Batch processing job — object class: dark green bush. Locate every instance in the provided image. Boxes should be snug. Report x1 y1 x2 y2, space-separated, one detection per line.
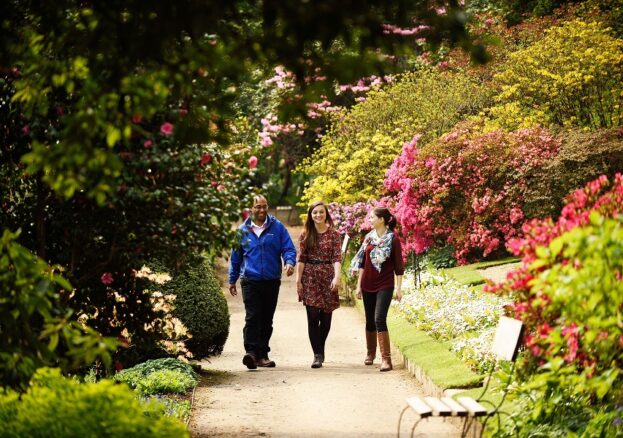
422 246 457 269
523 128 623 219
164 255 229 358
0 368 188 438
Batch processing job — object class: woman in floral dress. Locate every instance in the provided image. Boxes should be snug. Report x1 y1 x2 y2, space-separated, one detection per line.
296 201 342 369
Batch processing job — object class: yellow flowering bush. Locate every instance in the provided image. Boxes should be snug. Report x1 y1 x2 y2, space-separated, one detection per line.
493 20 623 130
298 69 490 204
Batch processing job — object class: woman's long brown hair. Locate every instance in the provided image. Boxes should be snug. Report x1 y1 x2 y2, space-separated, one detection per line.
302 201 334 251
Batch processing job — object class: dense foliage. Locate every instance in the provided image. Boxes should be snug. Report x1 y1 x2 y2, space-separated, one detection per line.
0 368 189 437
384 125 560 263
492 20 623 130
298 70 490 204
485 175 623 436
0 230 117 391
164 256 230 358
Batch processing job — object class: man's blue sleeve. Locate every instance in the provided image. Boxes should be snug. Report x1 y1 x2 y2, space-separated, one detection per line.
280 224 297 266
229 245 243 284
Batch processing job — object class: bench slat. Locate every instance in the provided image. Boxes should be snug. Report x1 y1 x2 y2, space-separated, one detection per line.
456 397 488 417
406 396 433 418
440 397 468 417
423 397 452 417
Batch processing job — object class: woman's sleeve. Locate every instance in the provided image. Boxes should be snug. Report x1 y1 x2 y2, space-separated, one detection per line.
392 238 405 275
298 233 308 262
332 230 343 263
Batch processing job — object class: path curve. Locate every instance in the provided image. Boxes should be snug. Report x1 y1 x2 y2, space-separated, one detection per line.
189 226 460 437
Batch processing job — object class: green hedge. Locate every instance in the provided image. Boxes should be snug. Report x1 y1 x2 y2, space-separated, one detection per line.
0 368 188 438
164 255 230 358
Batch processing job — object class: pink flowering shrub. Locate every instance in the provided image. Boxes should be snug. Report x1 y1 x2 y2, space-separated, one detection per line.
486 175 623 436
486 174 623 368
384 125 560 263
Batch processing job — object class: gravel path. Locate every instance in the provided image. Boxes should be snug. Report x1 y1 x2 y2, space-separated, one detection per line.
188 226 461 437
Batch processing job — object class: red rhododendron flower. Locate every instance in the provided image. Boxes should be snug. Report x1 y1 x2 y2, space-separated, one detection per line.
200 153 213 166
131 114 142 124
100 272 114 285
160 122 174 136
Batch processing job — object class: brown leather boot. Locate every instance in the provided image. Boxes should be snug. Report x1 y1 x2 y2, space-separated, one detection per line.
364 331 376 365
377 331 393 372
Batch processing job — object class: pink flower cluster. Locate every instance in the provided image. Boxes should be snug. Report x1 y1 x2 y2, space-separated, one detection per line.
306 98 342 120
384 127 560 263
487 173 623 367
259 114 303 147
265 66 295 90
327 202 374 236
382 23 430 36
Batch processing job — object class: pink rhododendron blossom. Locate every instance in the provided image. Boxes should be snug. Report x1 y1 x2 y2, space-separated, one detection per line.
160 122 174 136
143 140 153 148
383 126 561 263
101 272 114 285
248 156 258 169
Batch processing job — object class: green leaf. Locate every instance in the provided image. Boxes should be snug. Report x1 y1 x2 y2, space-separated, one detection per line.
549 237 563 257
106 126 121 147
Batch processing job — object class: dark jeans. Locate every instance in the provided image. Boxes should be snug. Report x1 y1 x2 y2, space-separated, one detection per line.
362 288 394 332
241 278 280 359
305 306 333 355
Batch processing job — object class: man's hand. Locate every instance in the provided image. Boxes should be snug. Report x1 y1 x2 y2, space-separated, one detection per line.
284 264 294 276
229 283 238 296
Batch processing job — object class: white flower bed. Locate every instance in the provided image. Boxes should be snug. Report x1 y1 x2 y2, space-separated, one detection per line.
395 270 509 372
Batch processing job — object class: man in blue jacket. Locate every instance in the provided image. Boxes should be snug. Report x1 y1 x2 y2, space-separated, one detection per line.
229 195 297 369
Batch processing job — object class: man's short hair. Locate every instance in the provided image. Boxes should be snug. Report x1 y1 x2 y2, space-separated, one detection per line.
252 195 268 206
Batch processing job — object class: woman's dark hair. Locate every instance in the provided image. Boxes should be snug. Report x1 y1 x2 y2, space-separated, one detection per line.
373 207 397 231
302 201 334 250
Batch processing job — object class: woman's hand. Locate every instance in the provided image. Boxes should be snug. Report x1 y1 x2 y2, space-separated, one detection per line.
394 289 402 302
355 285 362 300
330 276 339 293
296 279 303 300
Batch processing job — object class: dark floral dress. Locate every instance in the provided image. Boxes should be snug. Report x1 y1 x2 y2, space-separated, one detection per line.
298 228 342 312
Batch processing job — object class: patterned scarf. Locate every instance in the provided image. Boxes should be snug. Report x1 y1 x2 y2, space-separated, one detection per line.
349 230 394 274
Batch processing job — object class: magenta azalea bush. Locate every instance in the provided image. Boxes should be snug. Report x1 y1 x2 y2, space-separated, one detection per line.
384 125 560 263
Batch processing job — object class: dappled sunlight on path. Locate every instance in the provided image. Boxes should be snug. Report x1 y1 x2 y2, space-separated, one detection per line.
189 226 460 437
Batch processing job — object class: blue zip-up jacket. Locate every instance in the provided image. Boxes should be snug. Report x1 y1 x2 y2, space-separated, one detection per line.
228 215 297 284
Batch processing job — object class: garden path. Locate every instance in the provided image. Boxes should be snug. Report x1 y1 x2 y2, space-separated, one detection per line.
189 225 461 437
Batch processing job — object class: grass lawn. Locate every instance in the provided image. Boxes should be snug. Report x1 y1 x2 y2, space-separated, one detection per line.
440 257 520 286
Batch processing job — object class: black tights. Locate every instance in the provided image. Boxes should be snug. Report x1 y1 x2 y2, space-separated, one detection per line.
305 306 333 355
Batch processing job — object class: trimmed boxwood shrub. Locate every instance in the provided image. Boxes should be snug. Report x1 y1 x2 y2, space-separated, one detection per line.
0 368 188 438
164 255 229 358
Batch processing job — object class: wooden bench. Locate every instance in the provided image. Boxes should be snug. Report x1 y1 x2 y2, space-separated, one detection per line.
397 316 524 438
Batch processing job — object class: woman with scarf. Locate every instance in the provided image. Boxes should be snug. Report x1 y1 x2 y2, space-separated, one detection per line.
350 207 403 371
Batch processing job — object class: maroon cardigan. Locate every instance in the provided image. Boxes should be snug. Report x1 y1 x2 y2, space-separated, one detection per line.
360 237 404 292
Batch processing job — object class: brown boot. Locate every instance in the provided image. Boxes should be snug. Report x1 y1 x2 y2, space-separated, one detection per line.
377 331 393 372
364 331 376 365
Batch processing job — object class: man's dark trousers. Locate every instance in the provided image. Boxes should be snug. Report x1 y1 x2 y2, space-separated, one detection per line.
241 278 280 359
